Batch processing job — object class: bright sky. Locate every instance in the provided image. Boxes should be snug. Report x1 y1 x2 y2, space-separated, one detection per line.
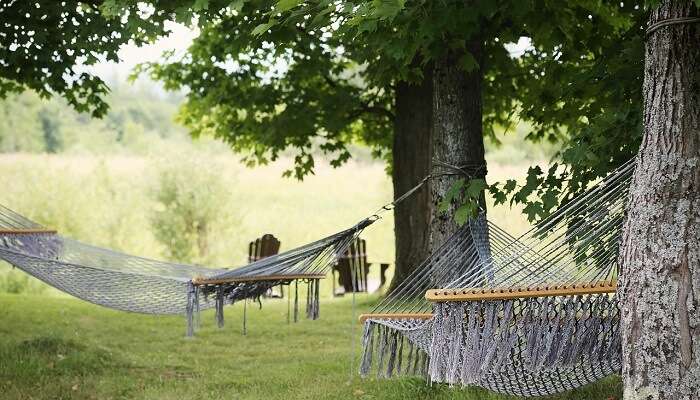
89 22 197 84
90 22 532 85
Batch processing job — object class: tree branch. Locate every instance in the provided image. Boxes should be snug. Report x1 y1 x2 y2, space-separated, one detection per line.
349 104 395 121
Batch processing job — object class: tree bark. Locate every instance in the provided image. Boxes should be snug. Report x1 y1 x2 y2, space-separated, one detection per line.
390 68 433 290
620 1 699 399
429 42 486 284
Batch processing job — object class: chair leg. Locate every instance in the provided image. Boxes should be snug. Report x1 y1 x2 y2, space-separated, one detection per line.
380 263 389 288
332 269 342 297
363 264 371 292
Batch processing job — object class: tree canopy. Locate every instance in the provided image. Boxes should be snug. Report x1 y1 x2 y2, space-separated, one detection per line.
0 0 176 117
260 0 647 220
1 0 648 220
138 1 394 178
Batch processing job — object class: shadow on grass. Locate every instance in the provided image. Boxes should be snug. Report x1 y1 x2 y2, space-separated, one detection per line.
0 335 200 399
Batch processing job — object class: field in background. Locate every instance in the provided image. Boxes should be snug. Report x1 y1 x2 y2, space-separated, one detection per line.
0 151 533 295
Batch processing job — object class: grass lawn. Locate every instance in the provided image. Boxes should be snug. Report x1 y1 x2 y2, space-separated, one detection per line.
0 293 622 400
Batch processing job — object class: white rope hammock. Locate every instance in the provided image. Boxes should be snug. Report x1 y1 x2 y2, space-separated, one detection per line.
359 159 634 397
0 204 373 335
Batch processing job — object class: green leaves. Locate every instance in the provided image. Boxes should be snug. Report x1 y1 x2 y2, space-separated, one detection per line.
137 0 396 180
439 178 487 226
0 1 173 118
438 179 465 212
503 179 517 193
466 178 487 199
458 52 479 72
276 0 303 12
371 0 407 20
229 0 247 12
251 19 278 36
522 201 544 221
455 204 476 226
193 0 210 11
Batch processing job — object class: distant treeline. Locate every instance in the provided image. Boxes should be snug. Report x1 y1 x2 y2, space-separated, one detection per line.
0 83 558 164
0 84 187 154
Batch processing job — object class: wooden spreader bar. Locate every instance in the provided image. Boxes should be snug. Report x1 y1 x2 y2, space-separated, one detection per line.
0 229 57 235
425 280 617 302
192 273 326 286
358 313 433 323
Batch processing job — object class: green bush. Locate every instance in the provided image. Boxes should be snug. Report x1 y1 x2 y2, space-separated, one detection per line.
0 263 47 294
150 155 238 265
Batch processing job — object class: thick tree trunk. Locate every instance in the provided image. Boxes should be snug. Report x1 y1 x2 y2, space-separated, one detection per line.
429 43 486 284
390 69 433 290
620 1 699 399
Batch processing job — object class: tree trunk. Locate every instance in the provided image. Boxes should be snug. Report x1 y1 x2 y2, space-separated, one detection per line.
429 42 486 285
620 1 699 399
390 69 433 290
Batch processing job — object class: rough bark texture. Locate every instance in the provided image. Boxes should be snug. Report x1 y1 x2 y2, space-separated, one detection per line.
620 1 700 399
429 44 486 252
389 70 433 290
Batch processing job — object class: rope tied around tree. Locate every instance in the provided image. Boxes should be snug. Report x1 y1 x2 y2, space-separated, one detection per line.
431 159 488 180
646 16 700 37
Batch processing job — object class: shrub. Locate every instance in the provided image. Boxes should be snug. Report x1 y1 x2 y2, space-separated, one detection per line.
0 263 47 294
149 155 237 266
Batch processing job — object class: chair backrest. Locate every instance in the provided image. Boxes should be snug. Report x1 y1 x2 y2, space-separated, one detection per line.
342 238 367 266
336 237 368 292
248 234 281 263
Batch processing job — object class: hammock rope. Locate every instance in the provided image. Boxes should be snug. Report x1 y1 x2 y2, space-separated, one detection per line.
0 174 434 336
0 206 371 336
1 158 635 396
359 160 634 397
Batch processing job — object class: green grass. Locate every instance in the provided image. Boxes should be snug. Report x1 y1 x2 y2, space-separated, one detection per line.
0 294 622 400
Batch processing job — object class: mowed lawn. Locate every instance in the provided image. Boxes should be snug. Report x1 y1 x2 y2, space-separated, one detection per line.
0 294 622 400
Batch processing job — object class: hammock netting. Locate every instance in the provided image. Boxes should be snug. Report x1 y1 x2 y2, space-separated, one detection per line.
0 204 371 335
359 160 633 397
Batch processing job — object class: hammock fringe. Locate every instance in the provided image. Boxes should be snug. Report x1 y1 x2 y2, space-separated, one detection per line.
359 320 430 379
427 294 623 387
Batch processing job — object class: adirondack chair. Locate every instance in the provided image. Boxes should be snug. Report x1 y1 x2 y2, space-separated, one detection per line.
248 234 282 297
332 237 390 296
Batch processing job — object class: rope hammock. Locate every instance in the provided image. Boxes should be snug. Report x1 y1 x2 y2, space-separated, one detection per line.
359 159 633 397
0 204 374 336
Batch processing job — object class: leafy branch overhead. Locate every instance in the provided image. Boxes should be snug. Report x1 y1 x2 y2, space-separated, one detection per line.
313 0 645 223
267 0 645 223
2 0 648 223
0 1 176 117
138 1 395 179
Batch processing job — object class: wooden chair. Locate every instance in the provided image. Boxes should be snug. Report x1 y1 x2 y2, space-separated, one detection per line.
332 237 390 296
248 234 282 297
